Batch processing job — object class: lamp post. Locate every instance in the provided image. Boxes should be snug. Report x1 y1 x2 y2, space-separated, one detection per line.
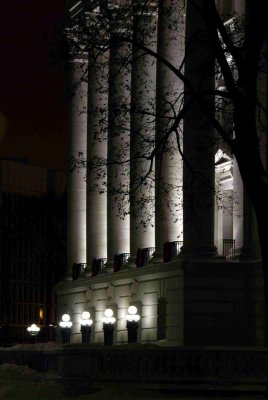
27 323 40 344
59 314 72 343
80 311 93 343
102 308 116 345
48 324 55 341
126 306 140 344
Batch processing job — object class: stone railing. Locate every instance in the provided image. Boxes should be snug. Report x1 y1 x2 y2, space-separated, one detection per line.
92 258 107 277
114 253 130 272
223 239 235 260
56 346 268 384
1 345 268 393
163 241 183 262
135 247 155 267
72 263 87 280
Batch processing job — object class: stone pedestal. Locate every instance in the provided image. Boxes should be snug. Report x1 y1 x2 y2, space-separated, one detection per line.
183 259 256 346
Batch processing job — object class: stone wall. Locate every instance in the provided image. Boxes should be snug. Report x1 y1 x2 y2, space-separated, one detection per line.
183 260 264 346
56 260 184 346
56 259 265 346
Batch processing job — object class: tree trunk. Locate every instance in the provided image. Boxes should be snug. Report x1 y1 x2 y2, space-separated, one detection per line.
250 187 268 344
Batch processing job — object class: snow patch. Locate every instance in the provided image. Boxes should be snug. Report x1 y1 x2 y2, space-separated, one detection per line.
0 341 62 351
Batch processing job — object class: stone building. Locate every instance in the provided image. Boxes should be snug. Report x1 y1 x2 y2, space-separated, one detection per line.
56 0 266 346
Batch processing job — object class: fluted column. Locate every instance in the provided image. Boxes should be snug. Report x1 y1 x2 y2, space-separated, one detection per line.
183 0 217 256
130 5 157 258
155 0 184 259
86 51 109 267
66 59 88 278
107 40 131 264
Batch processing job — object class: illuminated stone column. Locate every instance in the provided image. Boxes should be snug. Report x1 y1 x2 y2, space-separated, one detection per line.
214 152 233 255
66 59 88 278
232 0 254 258
154 0 184 259
232 159 252 258
232 159 243 255
86 51 109 267
235 0 245 16
130 5 157 258
107 40 131 264
183 0 217 256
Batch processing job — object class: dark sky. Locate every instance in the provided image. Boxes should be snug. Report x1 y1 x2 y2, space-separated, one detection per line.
0 0 67 171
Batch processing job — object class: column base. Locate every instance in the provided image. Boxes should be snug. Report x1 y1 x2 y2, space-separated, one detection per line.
126 256 138 269
64 271 73 281
104 261 115 272
83 267 110 278
83 267 92 278
151 252 163 263
232 246 253 260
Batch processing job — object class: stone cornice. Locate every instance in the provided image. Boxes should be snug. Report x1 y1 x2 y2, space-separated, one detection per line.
55 259 183 294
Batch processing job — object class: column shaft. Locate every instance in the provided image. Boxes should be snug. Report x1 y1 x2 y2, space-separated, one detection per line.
235 0 245 16
232 159 252 258
232 159 243 253
155 0 184 258
67 59 87 277
183 0 216 256
130 8 157 257
87 51 109 265
107 41 131 263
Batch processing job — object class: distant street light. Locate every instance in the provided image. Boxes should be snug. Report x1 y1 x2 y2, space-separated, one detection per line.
80 311 93 343
27 323 40 343
102 308 116 345
59 314 73 343
126 306 140 343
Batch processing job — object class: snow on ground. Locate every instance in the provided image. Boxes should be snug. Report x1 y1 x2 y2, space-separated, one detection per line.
0 341 63 351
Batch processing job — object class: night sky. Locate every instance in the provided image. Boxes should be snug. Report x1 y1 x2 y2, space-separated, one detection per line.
0 0 67 171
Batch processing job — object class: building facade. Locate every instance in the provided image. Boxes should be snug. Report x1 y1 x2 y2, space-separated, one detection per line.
0 159 66 345
56 0 266 346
